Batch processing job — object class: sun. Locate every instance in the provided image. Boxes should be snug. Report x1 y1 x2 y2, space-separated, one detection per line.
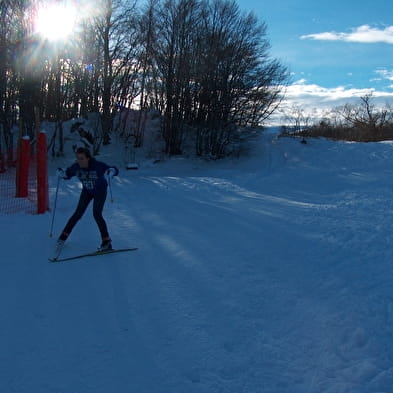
35 3 77 41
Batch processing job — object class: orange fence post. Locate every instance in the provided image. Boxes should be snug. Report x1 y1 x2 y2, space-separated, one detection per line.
37 131 49 214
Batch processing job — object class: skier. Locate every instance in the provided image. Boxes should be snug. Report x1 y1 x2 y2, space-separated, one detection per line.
53 147 119 260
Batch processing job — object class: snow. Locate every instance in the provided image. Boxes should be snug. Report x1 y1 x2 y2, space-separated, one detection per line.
2 131 393 393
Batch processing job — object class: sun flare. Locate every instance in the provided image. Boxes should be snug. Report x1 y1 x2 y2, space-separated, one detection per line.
35 3 77 41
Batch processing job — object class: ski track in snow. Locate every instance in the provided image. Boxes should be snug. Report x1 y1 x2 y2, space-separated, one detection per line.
1 132 393 393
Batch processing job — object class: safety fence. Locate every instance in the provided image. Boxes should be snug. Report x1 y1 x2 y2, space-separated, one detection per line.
0 132 49 215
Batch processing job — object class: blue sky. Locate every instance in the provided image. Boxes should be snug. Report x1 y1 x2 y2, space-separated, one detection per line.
237 0 393 122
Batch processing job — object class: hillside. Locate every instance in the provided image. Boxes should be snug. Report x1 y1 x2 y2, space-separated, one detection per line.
1 131 393 393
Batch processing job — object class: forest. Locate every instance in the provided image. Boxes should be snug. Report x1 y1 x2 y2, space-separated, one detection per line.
0 0 288 159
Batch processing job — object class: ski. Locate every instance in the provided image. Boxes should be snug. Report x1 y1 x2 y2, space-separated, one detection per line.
49 247 138 263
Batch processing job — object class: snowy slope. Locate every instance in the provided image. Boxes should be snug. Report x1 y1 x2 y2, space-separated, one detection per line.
1 131 393 393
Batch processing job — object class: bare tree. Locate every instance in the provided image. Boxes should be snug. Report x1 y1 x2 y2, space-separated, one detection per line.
0 0 15 153
153 0 200 154
192 0 288 156
82 0 139 146
149 0 288 156
283 104 311 134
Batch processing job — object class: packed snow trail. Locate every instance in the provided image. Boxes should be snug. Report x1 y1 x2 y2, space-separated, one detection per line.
1 132 393 393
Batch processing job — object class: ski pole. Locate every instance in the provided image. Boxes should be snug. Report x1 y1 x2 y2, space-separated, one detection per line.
49 175 61 237
108 174 114 203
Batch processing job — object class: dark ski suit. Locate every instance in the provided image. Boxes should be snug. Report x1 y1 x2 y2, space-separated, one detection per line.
60 158 119 241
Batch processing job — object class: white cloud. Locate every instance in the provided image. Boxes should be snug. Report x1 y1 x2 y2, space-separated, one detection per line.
285 79 375 100
282 79 393 110
374 69 393 81
267 79 393 126
301 25 393 44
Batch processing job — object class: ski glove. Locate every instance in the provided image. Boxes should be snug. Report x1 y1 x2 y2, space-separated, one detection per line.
56 168 66 178
106 168 116 178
